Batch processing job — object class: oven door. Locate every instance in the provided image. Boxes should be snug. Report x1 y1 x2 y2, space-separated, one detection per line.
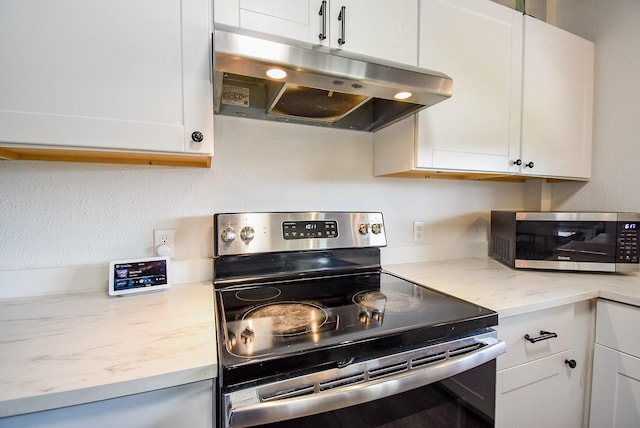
256 361 496 428
221 333 504 428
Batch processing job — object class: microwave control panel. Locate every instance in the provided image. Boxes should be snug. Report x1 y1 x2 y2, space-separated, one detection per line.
617 222 638 263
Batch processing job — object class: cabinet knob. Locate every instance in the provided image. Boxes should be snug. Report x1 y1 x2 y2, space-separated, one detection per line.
513 159 522 166
565 359 577 369
524 161 535 168
191 131 204 143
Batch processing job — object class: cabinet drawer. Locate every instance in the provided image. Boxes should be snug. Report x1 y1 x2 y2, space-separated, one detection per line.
496 304 574 370
596 299 640 356
498 350 572 394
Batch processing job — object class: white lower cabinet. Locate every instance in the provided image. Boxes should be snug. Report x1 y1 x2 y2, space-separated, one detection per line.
590 299 640 428
0 380 214 428
494 301 593 428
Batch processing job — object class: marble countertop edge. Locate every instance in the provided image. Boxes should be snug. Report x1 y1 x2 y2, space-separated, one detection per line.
494 289 601 318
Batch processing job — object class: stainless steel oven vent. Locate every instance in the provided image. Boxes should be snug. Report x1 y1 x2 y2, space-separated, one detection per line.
318 372 366 392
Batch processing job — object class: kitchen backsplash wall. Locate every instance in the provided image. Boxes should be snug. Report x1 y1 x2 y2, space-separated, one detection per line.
0 115 524 293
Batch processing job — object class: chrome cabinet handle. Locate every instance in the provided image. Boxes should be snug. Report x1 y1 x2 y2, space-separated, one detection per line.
524 330 557 343
318 1 327 41
338 6 346 45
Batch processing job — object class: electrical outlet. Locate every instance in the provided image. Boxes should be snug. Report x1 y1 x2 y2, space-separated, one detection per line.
154 229 175 258
413 221 424 243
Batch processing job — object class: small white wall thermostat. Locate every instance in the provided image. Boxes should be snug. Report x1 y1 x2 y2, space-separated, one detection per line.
108 256 170 296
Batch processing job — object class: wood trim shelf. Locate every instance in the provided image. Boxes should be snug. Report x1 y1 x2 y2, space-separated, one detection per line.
376 170 583 182
0 146 212 168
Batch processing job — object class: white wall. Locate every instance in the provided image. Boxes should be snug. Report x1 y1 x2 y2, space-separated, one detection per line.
10 0 637 296
550 0 640 212
0 115 525 294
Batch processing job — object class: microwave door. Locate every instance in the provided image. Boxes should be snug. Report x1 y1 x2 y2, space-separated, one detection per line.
516 221 617 263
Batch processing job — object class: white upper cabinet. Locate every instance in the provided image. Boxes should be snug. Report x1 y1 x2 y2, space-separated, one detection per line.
214 0 418 65
416 0 523 174
519 16 594 179
0 0 213 160
374 0 594 181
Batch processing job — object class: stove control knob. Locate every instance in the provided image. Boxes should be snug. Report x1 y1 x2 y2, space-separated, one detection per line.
221 227 236 244
358 223 370 235
358 311 371 325
240 226 255 243
241 327 255 345
371 223 383 234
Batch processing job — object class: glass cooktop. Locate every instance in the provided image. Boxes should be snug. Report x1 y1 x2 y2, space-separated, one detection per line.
216 272 496 361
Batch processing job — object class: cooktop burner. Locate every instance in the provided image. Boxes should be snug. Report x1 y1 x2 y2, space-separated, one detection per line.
235 287 282 302
353 289 425 313
242 301 329 337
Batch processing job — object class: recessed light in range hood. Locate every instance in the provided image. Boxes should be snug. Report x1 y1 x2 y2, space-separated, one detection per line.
213 29 453 132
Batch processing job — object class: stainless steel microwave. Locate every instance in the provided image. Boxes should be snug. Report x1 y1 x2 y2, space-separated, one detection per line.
490 211 640 272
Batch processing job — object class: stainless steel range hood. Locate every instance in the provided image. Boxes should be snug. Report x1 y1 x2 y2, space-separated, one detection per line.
213 29 453 132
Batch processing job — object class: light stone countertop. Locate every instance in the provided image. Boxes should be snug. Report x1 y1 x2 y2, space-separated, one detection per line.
3 258 640 419
384 257 640 318
0 282 216 418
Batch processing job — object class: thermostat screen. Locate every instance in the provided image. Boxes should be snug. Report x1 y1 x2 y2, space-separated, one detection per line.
113 260 168 291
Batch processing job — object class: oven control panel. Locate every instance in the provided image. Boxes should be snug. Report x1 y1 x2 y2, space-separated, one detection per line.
282 220 338 240
214 212 387 256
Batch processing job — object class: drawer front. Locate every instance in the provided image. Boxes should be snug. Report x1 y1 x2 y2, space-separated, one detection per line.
496 304 574 370
596 299 640 357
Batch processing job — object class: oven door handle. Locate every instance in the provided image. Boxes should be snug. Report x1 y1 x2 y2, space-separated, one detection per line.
226 338 506 428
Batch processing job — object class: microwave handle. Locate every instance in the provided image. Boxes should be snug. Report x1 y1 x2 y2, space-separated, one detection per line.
227 338 505 428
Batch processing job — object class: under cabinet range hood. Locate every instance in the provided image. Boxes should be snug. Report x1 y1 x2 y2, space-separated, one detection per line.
213 29 453 132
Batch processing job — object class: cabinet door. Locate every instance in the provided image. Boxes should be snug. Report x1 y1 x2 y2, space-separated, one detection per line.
590 344 640 428
496 351 574 428
416 0 522 172
520 16 593 179
215 0 326 47
215 0 418 65
0 380 214 428
329 0 418 65
0 0 213 155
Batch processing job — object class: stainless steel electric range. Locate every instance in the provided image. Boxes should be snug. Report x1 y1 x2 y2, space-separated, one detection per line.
213 212 505 428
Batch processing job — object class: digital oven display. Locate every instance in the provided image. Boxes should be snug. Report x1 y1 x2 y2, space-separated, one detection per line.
282 220 338 240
